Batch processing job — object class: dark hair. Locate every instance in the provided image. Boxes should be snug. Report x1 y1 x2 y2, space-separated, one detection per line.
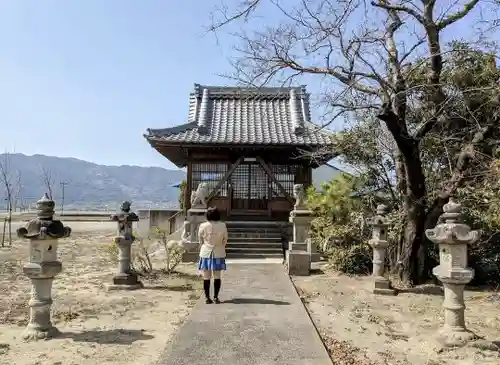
205 206 221 221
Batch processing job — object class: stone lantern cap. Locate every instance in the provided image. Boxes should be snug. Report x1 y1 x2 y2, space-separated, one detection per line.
17 193 71 239
110 201 139 223
369 204 389 227
368 204 390 249
425 199 479 246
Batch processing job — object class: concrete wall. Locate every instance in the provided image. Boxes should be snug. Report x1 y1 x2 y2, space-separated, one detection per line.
137 208 185 238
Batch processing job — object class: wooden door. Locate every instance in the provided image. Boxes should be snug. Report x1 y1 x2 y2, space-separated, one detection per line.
230 163 269 213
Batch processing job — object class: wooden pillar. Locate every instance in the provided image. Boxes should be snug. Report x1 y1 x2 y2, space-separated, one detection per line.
226 161 231 217
268 163 273 218
185 160 193 211
305 165 312 188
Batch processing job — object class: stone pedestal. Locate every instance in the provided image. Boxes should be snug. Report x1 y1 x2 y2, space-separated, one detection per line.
286 250 311 276
181 208 206 263
286 184 313 275
425 199 478 347
368 204 395 295
175 220 198 262
107 201 143 291
16 193 71 341
307 238 320 262
290 212 312 246
289 242 307 251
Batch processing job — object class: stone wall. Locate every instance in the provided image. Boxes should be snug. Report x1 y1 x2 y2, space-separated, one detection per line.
137 209 185 238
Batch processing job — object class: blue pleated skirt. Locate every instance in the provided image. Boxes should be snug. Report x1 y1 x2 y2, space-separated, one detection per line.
198 252 227 271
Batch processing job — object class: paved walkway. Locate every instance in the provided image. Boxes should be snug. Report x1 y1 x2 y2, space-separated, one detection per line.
156 264 332 365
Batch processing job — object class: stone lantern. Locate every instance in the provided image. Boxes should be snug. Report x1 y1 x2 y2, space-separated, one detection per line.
368 204 395 295
182 183 209 262
287 184 313 276
16 193 71 341
425 199 478 347
108 201 143 290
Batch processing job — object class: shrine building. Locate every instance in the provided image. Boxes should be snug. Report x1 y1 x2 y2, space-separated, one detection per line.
144 84 336 223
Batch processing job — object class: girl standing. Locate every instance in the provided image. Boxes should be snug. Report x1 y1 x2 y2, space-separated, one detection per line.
198 207 228 304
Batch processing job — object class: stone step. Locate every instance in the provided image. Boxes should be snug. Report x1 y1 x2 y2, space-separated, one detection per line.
227 229 284 235
228 235 283 241
226 221 291 229
227 229 283 236
224 220 290 259
227 242 283 249
226 247 283 254
228 226 283 232
225 252 284 259
226 220 288 226
228 233 281 243
227 225 284 230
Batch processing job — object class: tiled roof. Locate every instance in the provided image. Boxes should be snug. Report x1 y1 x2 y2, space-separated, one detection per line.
145 84 334 146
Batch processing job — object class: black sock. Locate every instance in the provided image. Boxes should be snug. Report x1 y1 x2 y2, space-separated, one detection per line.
214 279 221 298
203 280 211 299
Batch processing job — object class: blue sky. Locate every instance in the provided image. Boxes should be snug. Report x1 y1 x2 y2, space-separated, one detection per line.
0 1 494 170
0 1 236 169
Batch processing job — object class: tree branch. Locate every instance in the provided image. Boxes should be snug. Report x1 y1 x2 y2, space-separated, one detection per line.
208 0 261 31
370 1 424 24
437 0 481 30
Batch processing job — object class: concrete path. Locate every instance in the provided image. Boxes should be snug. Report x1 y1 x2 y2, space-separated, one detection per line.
156 264 332 365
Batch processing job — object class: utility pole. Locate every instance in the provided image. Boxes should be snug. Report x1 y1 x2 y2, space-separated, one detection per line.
14 170 23 212
60 181 68 215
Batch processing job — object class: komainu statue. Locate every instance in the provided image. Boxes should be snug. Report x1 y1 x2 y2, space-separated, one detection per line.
190 182 209 208
293 184 306 209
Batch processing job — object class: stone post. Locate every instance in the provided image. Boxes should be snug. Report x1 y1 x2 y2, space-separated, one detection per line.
368 204 395 295
425 199 478 347
181 183 209 262
287 184 313 276
16 193 71 341
107 201 143 290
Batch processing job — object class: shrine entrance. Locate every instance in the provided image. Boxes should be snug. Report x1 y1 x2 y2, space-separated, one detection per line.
230 162 269 214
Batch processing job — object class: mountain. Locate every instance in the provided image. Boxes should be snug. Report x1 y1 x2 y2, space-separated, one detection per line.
0 153 343 211
0 153 186 210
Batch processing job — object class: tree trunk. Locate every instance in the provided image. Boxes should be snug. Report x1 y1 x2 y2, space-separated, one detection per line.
377 107 429 285
398 143 428 285
1 218 6 247
399 191 427 284
7 206 12 246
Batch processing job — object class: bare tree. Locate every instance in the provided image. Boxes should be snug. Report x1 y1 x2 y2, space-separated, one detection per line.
0 153 13 246
40 166 55 200
209 0 500 284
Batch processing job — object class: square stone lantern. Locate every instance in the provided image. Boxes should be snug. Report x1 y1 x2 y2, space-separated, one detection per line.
287 184 313 276
16 193 71 341
425 199 478 347
368 204 395 295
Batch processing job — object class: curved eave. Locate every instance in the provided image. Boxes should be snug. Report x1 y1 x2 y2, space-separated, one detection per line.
144 134 338 168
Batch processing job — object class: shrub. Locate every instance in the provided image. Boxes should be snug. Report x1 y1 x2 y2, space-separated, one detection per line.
327 243 372 275
100 230 183 275
456 159 500 287
307 173 373 275
151 227 184 274
132 237 153 273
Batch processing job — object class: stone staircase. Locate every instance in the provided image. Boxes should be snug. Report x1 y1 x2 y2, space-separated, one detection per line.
225 221 290 259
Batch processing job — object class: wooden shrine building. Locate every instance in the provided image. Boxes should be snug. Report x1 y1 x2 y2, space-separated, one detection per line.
144 84 336 221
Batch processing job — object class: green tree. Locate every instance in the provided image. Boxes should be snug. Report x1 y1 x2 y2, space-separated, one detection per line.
210 0 500 284
179 180 187 211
